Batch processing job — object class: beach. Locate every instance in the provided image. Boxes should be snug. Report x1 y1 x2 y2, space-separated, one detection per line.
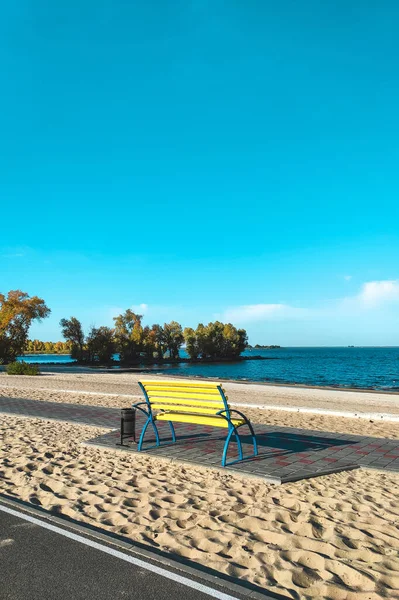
1 369 399 438
1 370 399 599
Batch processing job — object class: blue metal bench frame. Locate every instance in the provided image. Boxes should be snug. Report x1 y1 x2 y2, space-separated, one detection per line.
133 382 258 467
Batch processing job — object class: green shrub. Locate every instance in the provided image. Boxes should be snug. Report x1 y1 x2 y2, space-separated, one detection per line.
6 361 40 375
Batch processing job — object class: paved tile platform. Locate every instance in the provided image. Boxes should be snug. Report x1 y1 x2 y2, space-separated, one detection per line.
1 396 399 484
0 396 120 428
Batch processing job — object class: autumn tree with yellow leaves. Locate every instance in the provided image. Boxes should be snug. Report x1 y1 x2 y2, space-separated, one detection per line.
0 290 50 364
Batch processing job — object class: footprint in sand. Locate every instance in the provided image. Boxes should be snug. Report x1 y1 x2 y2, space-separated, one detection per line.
39 479 66 495
81 505 101 519
291 567 323 588
325 560 376 591
162 509 192 521
161 494 186 505
153 532 179 550
41 466 54 475
100 512 128 527
283 550 325 571
197 517 222 531
190 536 226 553
122 498 141 509
29 494 42 506
217 511 239 524
149 508 168 520
131 515 152 526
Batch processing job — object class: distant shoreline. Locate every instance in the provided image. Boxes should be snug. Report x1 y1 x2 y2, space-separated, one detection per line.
22 352 70 355
18 355 279 366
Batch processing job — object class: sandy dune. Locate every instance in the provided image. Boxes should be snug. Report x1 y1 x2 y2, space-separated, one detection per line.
1 415 399 599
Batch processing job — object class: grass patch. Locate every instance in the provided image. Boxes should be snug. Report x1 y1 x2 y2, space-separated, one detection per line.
6 361 40 376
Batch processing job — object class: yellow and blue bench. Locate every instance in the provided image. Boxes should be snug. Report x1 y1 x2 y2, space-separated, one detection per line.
133 380 258 467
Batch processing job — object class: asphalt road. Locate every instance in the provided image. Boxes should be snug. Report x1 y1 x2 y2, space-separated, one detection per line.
0 506 278 600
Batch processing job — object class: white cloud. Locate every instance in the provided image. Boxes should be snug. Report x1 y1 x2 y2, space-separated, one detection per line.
223 303 309 323
222 280 399 324
109 303 149 319
356 280 399 308
344 275 352 281
131 303 149 314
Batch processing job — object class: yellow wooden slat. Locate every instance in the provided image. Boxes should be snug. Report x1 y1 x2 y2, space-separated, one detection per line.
155 413 244 428
144 386 220 395
147 391 223 401
140 380 219 388
152 404 222 415
147 397 224 408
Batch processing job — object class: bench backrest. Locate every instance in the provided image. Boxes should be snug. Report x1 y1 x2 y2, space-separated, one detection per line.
138 380 230 419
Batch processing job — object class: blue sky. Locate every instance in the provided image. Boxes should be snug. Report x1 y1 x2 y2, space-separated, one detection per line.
1 1 399 345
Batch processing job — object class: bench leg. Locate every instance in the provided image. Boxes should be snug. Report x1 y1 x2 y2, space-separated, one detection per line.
233 429 243 461
222 425 243 467
138 417 160 451
246 420 258 458
222 421 259 466
168 421 176 442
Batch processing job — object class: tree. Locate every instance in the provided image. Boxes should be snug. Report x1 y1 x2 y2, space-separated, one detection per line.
33 339 44 352
86 326 115 363
60 317 85 361
44 341 54 353
201 321 225 359
183 322 247 360
163 321 184 359
0 290 50 364
151 324 167 358
183 327 199 359
113 310 144 362
25 339 34 353
55 341 66 353
222 323 248 358
25 339 69 354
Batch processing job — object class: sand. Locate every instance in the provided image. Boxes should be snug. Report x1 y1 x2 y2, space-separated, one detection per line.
1 371 399 439
1 415 399 600
1 371 399 597
1 369 399 412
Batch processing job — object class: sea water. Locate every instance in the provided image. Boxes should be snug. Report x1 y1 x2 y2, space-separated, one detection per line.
18 347 399 390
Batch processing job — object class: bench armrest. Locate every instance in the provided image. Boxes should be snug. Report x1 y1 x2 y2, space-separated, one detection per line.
217 408 252 426
132 402 151 417
227 408 251 421
215 409 234 426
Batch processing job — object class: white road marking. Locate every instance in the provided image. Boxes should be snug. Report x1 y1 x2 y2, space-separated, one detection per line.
0 504 241 600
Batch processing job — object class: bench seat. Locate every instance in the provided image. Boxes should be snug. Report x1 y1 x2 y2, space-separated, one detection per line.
155 412 245 428
133 380 258 467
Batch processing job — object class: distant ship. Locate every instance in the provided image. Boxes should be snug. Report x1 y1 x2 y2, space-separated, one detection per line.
348 345 355 348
